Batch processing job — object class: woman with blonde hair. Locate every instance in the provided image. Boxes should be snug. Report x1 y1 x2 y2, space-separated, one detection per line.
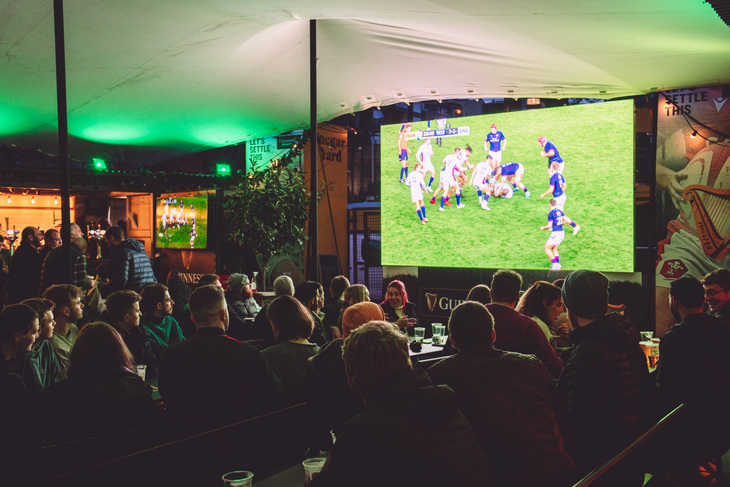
334 284 370 338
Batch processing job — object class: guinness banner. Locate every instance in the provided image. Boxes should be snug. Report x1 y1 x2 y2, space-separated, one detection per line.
420 287 470 321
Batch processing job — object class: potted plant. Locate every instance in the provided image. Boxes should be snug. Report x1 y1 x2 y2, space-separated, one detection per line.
223 161 311 289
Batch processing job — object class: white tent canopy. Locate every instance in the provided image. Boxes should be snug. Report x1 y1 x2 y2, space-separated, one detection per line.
1 0 729 164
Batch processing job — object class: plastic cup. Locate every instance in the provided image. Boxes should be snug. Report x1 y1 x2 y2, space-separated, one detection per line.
414 327 425 343
640 331 654 342
303 457 326 483
649 338 660 367
222 470 254 487
134 364 147 381
431 322 442 337
433 324 445 345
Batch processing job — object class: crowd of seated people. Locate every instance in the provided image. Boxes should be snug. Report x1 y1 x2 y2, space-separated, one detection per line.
3 232 730 486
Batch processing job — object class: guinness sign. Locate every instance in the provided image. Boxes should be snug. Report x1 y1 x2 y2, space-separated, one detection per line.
420 287 470 318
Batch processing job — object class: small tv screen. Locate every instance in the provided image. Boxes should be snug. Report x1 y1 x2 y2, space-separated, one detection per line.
380 99 635 272
155 193 209 249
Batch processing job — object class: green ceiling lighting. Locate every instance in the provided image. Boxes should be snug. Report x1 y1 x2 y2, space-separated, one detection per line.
92 157 108 171
216 163 231 176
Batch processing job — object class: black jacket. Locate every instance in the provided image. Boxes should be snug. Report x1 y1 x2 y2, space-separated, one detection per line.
429 348 574 487
38 242 85 295
303 338 363 451
7 241 42 303
311 368 493 487
379 301 419 332
557 313 649 482
158 327 282 419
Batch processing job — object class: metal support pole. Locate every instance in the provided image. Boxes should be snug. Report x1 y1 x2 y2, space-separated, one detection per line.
308 19 320 283
54 0 72 283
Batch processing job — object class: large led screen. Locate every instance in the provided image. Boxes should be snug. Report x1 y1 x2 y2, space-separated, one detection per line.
380 100 635 272
156 193 209 249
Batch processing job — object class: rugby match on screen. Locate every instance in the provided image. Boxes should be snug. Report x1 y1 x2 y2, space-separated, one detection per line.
380 100 635 272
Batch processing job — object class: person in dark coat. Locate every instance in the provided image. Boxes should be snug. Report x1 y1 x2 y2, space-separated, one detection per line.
263 295 319 400
102 225 156 298
7 226 43 304
652 276 730 482
38 223 91 295
322 275 349 339
158 285 282 419
166 269 192 329
557 270 650 486
294 280 327 345
38 228 61 263
311 321 493 487
379 280 418 334
429 301 575 487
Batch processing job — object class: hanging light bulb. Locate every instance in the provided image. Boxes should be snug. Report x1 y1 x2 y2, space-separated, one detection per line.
54 196 58 205
7 195 11 204
31 195 35 205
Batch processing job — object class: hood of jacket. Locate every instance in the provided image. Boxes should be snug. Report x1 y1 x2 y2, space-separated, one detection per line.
118 238 145 252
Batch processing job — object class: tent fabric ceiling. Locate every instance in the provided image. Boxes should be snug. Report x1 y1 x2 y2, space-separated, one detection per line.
1 0 729 165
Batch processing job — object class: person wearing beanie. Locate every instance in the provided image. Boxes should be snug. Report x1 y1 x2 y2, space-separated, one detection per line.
224 273 260 319
303 301 385 453
557 270 649 486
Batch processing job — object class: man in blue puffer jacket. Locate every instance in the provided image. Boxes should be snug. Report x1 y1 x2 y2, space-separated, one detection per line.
102 225 156 298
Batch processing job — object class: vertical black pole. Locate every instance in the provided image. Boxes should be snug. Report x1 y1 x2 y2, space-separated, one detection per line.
215 188 224 275
54 0 72 282
308 19 320 283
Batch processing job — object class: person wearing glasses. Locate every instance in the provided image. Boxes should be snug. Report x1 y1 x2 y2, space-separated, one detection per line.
702 269 730 324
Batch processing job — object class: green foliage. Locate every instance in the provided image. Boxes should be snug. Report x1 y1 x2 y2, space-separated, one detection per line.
224 163 310 271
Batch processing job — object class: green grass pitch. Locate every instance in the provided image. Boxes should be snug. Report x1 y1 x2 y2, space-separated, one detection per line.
380 100 634 272
156 196 208 249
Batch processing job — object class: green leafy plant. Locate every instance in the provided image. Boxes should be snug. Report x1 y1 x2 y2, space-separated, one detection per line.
224 162 311 288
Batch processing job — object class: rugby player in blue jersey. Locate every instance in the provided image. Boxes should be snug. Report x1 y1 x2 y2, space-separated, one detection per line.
484 123 506 164
540 162 567 210
538 136 564 173
494 162 530 198
540 198 581 271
